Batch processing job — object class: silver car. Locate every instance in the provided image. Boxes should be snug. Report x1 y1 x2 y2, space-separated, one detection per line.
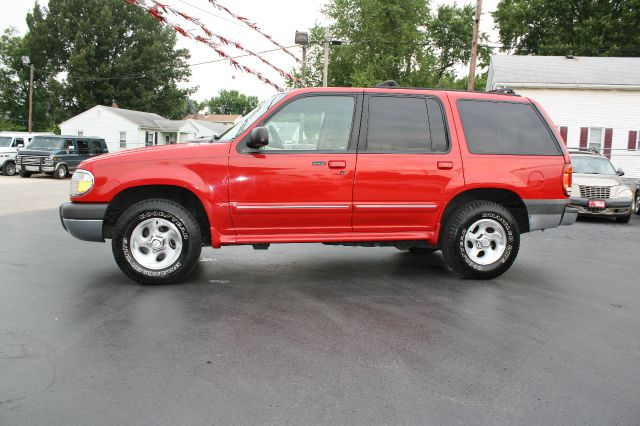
569 149 634 223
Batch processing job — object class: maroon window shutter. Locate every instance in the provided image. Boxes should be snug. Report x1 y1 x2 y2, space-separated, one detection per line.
559 126 568 144
628 131 638 151
604 128 613 158
579 127 588 148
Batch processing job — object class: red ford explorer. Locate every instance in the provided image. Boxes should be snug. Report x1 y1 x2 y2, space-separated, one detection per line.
60 83 577 284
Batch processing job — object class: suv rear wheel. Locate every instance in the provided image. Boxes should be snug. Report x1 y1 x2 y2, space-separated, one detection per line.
112 199 202 285
441 200 520 279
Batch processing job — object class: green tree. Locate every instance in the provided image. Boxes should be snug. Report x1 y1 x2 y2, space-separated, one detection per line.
493 0 640 56
0 0 194 131
296 0 490 89
203 90 259 115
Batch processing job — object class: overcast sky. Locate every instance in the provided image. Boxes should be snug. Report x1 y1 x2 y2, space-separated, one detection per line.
1 0 500 103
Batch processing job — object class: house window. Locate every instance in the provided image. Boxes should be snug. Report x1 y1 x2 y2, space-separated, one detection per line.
588 128 604 152
146 132 154 147
119 132 126 149
77 131 84 136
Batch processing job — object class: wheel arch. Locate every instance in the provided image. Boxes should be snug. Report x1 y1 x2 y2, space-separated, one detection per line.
103 184 212 245
438 187 530 242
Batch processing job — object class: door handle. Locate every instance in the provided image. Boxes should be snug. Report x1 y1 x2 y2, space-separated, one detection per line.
328 161 347 169
437 161 454 170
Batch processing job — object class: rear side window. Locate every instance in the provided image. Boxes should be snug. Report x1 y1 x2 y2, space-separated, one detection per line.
457 100 561 155
90 139 107 154
366 96 449 152
76 140 90 155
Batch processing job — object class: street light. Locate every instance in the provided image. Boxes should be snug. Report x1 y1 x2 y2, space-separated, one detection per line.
22 56 34 133
295 31 308 87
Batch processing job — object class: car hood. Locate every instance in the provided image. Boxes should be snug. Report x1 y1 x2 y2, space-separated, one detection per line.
16 149 61 156
572 173 622 187
0 147 17 154
80 142 231 169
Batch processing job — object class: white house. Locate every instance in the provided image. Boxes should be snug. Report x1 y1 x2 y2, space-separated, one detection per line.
60 105 230 153
486 55 640 178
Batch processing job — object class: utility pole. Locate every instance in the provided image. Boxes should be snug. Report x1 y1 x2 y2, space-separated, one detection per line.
28 64 34 133
467 0 483 91
322 26 330 87
22 56 34 132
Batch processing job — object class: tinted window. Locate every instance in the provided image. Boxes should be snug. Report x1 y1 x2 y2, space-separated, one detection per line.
14 138 24 147
261 96 355 151
76 140 90 155
457 100 562 155
366 96 448 152
90 139 107 154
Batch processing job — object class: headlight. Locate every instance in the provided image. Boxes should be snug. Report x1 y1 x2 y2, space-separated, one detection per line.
44 156 54 165
71 169 94 197
16 156 22 164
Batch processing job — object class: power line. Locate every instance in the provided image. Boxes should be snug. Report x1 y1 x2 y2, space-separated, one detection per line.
64 45 299 82
174 0 243 27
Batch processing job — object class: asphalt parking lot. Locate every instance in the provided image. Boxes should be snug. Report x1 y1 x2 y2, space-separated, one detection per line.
1 176 640 425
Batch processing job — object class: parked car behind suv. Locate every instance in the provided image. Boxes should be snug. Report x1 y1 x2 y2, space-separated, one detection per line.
16 135 108 179
568 149 633 223
60 84 577 284
0 132 53 176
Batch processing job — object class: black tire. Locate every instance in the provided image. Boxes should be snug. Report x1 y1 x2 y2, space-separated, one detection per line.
616 215 631 224
441 200 520 279
2 161 16 176
407 247 438 254
54 164 68 179
18 171 31 178
633 191 640 215
112 199 202 285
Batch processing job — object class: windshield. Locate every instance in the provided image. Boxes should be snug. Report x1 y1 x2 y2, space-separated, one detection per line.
571 156 617 175
218 93 288 141
0 137 12 147
28 137 65 150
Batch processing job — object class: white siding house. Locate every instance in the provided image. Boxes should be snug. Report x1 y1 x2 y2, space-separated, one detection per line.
486 55 640 178
60 106 230 153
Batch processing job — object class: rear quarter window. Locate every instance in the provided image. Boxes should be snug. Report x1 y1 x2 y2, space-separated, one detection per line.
457 100 562 155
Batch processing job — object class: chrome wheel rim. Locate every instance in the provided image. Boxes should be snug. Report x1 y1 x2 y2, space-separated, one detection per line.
464 218 507 266
6 163 15 175
634 193 640 214
130 218 183 270
58 166 66 178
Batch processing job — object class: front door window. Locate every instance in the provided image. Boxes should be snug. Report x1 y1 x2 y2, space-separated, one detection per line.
260 96 355 151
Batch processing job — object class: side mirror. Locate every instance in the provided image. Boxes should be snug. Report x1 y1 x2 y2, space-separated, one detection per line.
617 168 625 176
66 146 74 154
17 143 24 148
247 127 269 149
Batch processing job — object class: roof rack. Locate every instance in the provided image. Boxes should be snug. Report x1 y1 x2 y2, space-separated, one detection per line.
371 80 519 96
487 87 518 96
568 147 601 154
374 80 400 88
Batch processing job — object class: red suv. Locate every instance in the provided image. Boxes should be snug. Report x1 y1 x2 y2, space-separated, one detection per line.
60 84 577 284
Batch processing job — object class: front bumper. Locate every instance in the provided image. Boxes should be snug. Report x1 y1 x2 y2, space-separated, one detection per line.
569 197 632 217
59 202 108 242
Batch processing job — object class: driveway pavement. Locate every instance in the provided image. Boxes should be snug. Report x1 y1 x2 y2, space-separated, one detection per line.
1 176 639 425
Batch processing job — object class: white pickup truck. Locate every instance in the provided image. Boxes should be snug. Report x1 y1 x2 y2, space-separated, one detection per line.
0 132 53 176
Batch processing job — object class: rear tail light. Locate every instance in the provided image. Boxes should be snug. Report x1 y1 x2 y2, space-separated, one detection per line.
563 164 573 196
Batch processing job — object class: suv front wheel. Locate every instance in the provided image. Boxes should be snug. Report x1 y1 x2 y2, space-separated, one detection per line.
441 201 520 279
112 199 202 285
